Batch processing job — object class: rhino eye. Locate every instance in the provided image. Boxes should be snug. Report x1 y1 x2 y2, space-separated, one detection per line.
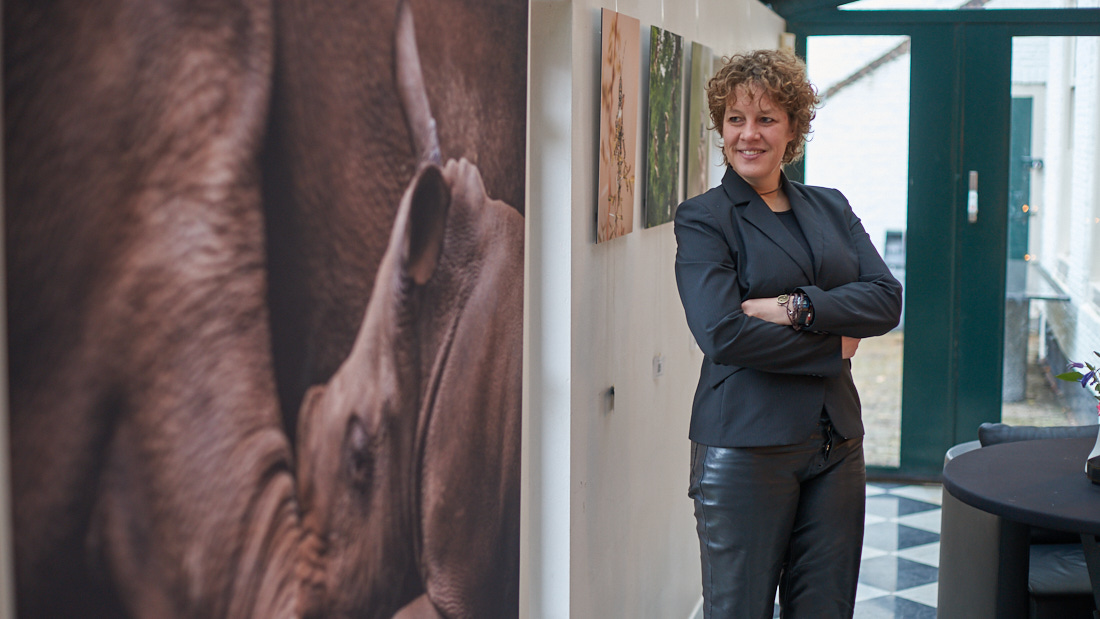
344 417 374 492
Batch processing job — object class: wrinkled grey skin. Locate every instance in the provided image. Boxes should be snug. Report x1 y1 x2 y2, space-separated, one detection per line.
5 0 524 616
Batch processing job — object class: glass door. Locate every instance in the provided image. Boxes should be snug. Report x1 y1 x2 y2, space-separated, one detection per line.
800 24 982 478
792 7 1100 479
804 35 912 469
1001 36 1100 428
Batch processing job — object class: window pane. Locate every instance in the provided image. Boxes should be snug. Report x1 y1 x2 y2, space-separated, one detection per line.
806 35 910 468
843 0 1078 10
1003 36 1100 428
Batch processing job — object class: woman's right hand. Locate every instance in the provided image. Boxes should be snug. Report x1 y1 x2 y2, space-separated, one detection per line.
842 336 860 360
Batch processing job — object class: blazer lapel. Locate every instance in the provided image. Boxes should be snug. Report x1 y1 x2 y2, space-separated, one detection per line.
722 167 814 282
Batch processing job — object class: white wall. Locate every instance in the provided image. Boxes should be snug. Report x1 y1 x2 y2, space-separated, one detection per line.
1036 32 1100 422
805 35 911 259
524 1 785 617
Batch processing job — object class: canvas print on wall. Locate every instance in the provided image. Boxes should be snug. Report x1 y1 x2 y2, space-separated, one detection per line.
686 42 714 200
644 26 684 228
597 8 640 243
4 0 526 617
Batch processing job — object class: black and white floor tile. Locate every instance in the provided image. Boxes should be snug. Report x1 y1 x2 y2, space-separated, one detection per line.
854 483 941 619
771 482 943 619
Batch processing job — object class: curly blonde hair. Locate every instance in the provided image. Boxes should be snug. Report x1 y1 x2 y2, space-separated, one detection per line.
707 49 819 165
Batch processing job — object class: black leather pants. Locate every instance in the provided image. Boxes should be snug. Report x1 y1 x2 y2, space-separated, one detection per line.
688 417 865 619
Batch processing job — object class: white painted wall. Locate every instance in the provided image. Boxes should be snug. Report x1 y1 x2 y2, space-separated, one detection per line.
1035 31 1100 422
805 35 911 260
524 1 785 618
524 4 575 618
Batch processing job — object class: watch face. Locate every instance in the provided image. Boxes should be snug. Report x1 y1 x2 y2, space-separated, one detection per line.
777 294 789 305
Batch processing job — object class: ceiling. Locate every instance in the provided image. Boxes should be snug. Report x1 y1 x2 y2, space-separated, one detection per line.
765 0 856 19
766 0 1038 19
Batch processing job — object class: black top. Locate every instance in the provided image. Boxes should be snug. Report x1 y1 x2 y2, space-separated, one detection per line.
943 436 1100 535
775 209 813 263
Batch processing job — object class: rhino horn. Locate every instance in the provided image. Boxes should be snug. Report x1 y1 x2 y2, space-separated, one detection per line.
395 1 442 167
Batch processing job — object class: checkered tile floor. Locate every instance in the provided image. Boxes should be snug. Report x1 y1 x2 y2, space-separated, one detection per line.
772 482 943 619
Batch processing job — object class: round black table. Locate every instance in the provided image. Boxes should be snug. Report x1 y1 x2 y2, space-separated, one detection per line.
943 436 1100 618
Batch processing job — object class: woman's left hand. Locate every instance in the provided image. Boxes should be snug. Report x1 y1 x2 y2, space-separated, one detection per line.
741 297 791 326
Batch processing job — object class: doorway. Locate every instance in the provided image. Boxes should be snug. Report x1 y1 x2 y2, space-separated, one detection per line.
804 34 911 469
788 5 1100 479
1001 36 1100 429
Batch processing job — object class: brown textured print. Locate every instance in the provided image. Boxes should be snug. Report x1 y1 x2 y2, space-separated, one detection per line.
4 0 526 617
597 8 640 243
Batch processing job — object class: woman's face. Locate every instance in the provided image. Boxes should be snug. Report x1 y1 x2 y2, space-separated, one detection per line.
722 86 795 192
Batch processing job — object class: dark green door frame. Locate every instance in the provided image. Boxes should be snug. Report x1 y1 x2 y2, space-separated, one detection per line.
954 26 1011 475
786 8 1100 480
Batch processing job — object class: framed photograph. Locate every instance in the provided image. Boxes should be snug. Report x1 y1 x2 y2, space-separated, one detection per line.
597 8 640 242
644 26 684 228
686 41 714 200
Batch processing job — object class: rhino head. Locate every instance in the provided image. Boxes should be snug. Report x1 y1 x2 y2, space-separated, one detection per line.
294 2 521 617
296 158 449 617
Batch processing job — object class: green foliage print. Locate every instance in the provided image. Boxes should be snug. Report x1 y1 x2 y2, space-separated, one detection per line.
645 26 683 228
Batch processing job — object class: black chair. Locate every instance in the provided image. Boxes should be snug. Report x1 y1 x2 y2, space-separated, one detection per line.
939 423 1097 619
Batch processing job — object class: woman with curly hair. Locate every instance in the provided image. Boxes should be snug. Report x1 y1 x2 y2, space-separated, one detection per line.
674 49 902 618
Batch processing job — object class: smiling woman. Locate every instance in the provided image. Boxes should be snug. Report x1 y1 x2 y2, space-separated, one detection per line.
674 48 902 618
720 89 795 195
707 50 818 167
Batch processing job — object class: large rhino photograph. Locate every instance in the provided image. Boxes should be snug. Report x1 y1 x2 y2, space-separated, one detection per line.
4 0 526 617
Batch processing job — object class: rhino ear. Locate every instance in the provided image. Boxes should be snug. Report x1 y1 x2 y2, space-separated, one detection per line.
402 164 449 285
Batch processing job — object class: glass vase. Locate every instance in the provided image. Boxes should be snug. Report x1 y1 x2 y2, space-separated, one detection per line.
1088 423 1100 484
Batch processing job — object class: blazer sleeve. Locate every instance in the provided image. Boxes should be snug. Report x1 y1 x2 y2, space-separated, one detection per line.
798 189 903 338
674 197 844 377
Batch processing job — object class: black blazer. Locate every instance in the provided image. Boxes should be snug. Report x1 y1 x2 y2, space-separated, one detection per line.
674 167 902 447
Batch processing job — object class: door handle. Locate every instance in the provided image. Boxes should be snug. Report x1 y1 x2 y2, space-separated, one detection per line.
967 170 979 224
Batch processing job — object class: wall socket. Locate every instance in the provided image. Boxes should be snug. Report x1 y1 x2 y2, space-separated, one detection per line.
652 354 664 378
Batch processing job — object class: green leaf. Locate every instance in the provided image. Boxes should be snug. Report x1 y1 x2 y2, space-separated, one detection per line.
1056 371 1085 382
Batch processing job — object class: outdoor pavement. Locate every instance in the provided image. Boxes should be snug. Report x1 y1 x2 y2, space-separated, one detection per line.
853 331 1082 469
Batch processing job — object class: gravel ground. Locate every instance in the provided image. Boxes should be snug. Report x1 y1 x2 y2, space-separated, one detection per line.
851 331 1081 468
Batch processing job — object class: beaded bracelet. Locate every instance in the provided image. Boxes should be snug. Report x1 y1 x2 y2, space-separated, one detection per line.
784 292 814 331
